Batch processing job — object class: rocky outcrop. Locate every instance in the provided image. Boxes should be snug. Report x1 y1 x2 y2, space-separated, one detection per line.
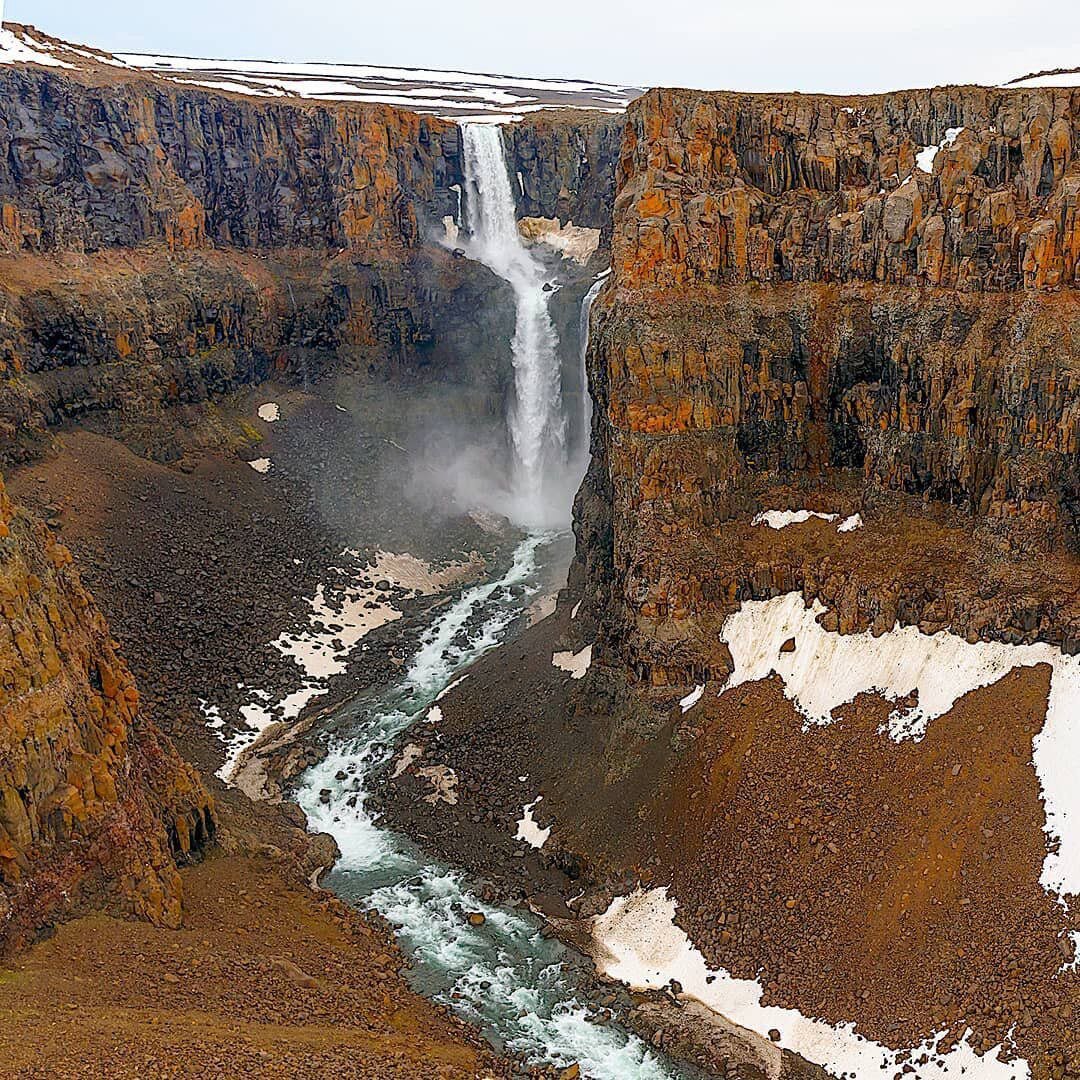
0 63 617 465
0 245 513 465
503 111 624 235
614 87 1080 291
0 473 213 952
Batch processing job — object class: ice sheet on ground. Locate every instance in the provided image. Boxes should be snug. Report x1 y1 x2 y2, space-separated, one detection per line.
719 591 1080 898
592 887 1029 1080
553 644 592 679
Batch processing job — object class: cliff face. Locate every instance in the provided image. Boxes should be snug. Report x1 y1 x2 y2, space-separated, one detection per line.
0 66 459 254
503 111 624 234
0 66 618 465
0 245 514 464
0 472 213 952
580 87 1080 684
613 86 1080 290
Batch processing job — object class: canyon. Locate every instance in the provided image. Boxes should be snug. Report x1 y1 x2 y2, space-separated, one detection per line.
1 14 1079 1080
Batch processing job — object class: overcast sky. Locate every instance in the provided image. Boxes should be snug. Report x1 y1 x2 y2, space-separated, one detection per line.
7 0 1080 92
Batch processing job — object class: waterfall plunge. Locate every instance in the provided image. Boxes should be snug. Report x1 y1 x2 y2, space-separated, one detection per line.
461 123 571 529
574 272 607 478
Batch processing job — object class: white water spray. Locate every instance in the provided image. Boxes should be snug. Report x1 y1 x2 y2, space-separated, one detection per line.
461 123 569 528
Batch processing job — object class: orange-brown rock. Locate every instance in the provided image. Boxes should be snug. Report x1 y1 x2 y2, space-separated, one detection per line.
576 86 1080 686
0 472 213 952
0 66 458 255
614 87 1080 292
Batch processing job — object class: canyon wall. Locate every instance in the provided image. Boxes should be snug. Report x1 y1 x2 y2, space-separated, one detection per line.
0 62 620 465
0 65 459 253
579 86 1080 683
0 472 213 952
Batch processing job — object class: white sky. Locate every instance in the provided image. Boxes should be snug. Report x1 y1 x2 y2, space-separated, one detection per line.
6 0 1080 92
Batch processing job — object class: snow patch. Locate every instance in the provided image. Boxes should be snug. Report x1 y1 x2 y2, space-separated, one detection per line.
198 700 224 731
592 887 1029 1080
0 26 73 67
210 549 475 784
436 673 468 701
418 763 459 805
553 644 592 679
516 797 551 848
752 509 838 530
257 402 280 422
837 513 863 533
1004 71 1080 88
719 592 1080 898
916 127 965 173
248 457 271 474
916 143 940 173
115 51 641 120
679 685 705 713
392 742 424 778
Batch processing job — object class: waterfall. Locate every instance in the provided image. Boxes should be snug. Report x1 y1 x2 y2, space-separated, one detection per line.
573 271 608 480
460 123 567 528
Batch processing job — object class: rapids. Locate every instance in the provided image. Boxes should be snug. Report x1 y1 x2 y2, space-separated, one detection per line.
296 535 684 1078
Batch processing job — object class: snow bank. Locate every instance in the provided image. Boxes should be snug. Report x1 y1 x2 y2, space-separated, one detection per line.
752 509 837 530
115 51 641 119
0 26 72 67
719 592 1080 898
592 887 1029 1080
679 685 704 713
753 509 866 534
1004 71 1080 88
916 127 964 173
516 797 551 848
